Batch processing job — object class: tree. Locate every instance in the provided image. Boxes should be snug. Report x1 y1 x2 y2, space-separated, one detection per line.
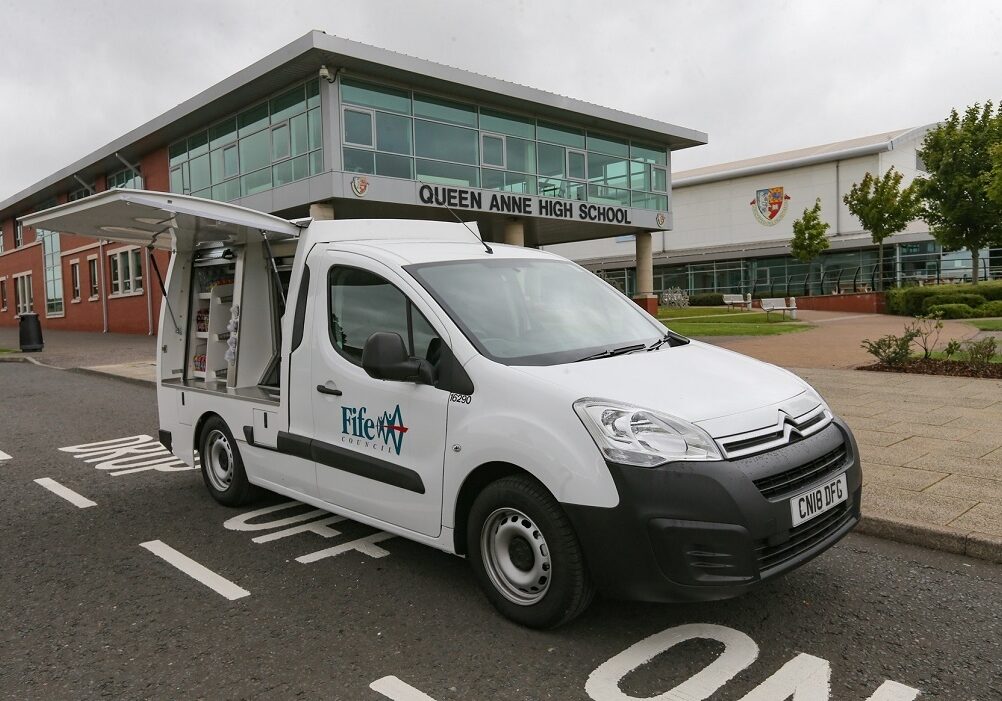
989 143 1002 206
790 198 831 267
843 167 920 290
915 102 1002 284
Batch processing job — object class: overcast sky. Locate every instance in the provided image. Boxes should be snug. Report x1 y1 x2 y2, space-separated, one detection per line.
1 0 1000 199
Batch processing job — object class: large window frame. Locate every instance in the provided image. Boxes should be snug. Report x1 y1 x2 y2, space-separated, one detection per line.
87 255 99 300
108 247 144 297
169 79 322 202
38 229 64 317
339 76 670 210
69 260 81 302
13 272 33 316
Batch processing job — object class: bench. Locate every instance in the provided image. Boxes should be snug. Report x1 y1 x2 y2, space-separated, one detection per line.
760 297 797 320
722 293 750 311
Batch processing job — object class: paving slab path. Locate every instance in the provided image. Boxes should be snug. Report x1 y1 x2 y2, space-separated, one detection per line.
711 309 979 369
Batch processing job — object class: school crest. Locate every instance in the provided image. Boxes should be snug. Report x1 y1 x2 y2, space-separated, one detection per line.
350 176 369 197
750 187 791 226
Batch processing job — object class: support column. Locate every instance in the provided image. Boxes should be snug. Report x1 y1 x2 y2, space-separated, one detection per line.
632 231 658 314
502 219 524 246
310 202 335 220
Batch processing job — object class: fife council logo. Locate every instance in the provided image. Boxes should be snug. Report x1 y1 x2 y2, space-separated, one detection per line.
656 212 666 228
750 186 791 226
341 404 408 455
350 175 369 197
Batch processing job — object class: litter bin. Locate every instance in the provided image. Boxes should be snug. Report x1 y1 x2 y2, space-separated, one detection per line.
18 312 44 352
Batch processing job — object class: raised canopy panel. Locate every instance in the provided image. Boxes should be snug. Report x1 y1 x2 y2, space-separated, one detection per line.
19 189 301 250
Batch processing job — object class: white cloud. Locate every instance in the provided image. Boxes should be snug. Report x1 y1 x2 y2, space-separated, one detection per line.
1 0 1000 198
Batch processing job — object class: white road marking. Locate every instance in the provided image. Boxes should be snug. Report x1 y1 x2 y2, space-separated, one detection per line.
586 623 758 701
59 435 196 475
0 449 11 461
296 532 395 563
223 501 330 531
33 478 97 509
139 540 250 601
370 676 440 701
736 653 829 700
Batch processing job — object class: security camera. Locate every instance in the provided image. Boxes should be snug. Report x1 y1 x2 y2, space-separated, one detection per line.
319 65 334 83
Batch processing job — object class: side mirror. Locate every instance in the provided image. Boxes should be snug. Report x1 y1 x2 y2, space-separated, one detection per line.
362 332 435 384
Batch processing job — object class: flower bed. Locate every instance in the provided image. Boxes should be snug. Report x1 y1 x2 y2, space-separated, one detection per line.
861 358 1002 379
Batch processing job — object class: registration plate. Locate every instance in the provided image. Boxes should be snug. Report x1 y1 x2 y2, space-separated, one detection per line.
790 472 848 527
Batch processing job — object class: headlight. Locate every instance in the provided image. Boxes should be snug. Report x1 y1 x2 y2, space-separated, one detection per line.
573 398 722 467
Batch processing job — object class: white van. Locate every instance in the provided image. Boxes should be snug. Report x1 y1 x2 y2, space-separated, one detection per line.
25 190 861 628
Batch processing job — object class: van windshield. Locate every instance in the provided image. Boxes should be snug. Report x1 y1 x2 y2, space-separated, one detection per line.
406 258 667 366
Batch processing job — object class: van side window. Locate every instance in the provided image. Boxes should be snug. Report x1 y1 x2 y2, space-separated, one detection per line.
328 266 439 364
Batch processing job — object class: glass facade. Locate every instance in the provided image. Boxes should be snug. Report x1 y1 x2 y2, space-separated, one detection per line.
596 242 1002 298
38 229 63 315
339 78 669 210
169 80 322 201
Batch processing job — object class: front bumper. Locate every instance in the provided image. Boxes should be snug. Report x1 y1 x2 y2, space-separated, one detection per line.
562 417 862 602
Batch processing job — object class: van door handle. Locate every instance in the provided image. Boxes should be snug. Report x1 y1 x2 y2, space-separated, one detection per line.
316 384 343 396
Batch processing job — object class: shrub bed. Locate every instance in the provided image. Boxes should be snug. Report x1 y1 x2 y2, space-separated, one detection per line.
887 282 1002 316
862 359 1002 379
688 292 724 306
921 293 987 312
926 303 977 319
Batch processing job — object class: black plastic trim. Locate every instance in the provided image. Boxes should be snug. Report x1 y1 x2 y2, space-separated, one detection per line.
561 418 862 603
242 426 254 444
290 264 310 354
158 429 172 451
274 430 425 494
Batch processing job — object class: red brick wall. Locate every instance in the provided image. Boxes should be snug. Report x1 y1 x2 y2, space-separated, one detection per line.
791 292 887 314
0 146 171 334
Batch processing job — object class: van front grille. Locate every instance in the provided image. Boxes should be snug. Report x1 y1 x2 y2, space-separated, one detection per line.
755 501 853 572
753 443 848 500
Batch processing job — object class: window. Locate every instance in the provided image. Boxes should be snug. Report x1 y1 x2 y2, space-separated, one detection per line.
70 262 81 301
328 266 439 366
109 248 142 296
336 77 671 209
14 273 33 315
14 222 23 248
170 80 322 202
107 167 143 190
0 278 6 311
38 229 63 316
88 257 99 299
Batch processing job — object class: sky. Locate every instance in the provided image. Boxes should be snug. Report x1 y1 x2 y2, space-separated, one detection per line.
1 0 1000 199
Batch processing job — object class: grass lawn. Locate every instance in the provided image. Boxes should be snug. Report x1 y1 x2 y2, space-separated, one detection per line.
662 320 812 337
925 350 1002 364
0 348 15 354
659 306 806 334
967 318 1002 331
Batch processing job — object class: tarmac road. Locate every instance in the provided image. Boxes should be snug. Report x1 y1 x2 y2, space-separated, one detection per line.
1 363 1000 700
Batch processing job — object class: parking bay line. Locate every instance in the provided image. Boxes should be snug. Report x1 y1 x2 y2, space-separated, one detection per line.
33 478 97 508
0 449 11 461
140 540 250 601
370 676 439 701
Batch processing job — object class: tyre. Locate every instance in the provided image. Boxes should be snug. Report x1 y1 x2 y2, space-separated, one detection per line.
199 416 258 506
467 475 594 628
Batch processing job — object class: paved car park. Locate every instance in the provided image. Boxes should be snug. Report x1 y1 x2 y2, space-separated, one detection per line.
2 363 1002 699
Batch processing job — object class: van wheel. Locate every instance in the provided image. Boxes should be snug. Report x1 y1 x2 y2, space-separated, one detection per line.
467 475 594 629
199 417 257 506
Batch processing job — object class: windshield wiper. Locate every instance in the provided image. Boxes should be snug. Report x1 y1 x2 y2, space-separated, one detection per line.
574 343 647 362
646 330 690 352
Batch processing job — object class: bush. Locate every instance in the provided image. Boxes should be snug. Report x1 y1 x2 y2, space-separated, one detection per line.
977 300 1002 317
689 292 724 306
926 303 976 319
885 288 907 315
861 330 918 366
887 282 1002 315
921 293 987 312
976 283 1002 301
944 339 963 359
964 337 998 366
